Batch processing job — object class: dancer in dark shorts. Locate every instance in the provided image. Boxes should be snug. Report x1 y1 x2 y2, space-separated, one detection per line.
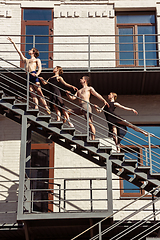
66 76 108 140
39 66 77 127
95 92 147 152
7 37 50 114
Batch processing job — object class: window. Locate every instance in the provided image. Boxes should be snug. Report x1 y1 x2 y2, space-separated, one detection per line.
116 12 157 67
120 126 160 197
21 9 53 68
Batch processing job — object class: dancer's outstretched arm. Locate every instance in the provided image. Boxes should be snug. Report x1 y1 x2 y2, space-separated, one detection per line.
58 76 78 92
114 102 138 115
66 90 77 100
7 37 27 63
90 87 108 106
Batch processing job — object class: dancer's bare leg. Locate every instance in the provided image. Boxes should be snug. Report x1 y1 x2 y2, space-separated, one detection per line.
29 85 39 109
62 109 74 127
89 119 95 140
112 126 120 152
54 106 61 121
34 83 51 114
118 120 147 136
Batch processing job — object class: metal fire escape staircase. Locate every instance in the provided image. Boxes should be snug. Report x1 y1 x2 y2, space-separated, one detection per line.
1 58 160 223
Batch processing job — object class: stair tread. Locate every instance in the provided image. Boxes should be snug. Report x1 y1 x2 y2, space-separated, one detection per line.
26 109 39 117
124 159 137 162
62 127 75 130
37 115 51 123
50 120 63 124
87 140 100 143
151 173 160 176
27 109 39 113
74 133 87 137
2 96 15 99
14 102 27 106
111 152 124 156
137 166 150 169
38 115 51 118
98 146 112 150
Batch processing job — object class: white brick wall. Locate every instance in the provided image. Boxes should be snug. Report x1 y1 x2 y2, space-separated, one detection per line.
0 3 21 68
0 0 159 69
0 116 20 224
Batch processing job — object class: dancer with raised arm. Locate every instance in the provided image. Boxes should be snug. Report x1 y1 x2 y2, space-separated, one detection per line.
7 37 50 114
95 92 147 152
39 66 77 127
66 76 108 140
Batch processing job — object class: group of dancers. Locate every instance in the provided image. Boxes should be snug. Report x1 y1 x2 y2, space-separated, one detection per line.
8 37 147 152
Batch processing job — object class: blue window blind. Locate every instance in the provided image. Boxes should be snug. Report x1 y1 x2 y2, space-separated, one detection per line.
117 14 155 24
24 9 52 21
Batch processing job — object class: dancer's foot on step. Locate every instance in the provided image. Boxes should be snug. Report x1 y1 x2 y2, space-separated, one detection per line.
68 121 74 128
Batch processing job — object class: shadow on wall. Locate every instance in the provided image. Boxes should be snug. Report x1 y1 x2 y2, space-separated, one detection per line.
0 166 19 225
0 116 21 141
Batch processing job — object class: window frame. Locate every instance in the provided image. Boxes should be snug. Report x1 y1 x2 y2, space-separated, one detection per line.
120 145 145 198
115 11 158 67
21 8 54 69
120 124 160 198
31 142 54 212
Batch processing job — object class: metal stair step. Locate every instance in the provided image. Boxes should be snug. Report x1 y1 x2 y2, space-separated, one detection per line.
150 173 160 179
87 140 100 148
136 166 150 173
123 159 137 167
2 96 16 104
61 127 75 135
74 134 87 141
49 121 63 129
14 102 27 111
110 152 124 161
27 109 39 116
37 115 51 123
98 146 112 154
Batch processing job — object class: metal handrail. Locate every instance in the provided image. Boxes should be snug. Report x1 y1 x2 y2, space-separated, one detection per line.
0 33 159 71
105 210 160 240
1 56 160 174
71 184 160 240
0 55 160 234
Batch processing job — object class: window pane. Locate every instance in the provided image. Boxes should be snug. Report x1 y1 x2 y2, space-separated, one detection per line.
121 126 160 146
122 126 160 174
31 149 49 212
26 25 49 68
24 9 52 21
138 26 157 66
119 28 134 65
123 176 140 193
117 14 155 24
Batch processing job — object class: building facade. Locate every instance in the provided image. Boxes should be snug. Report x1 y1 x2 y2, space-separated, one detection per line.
0 0 160 239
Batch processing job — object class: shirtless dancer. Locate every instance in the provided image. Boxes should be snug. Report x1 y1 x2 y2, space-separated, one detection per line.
7 37 50 114
66 76 108 140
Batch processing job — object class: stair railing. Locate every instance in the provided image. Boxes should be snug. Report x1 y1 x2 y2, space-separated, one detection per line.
71 184 160 240
1 57 160 175
0 33 159 71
